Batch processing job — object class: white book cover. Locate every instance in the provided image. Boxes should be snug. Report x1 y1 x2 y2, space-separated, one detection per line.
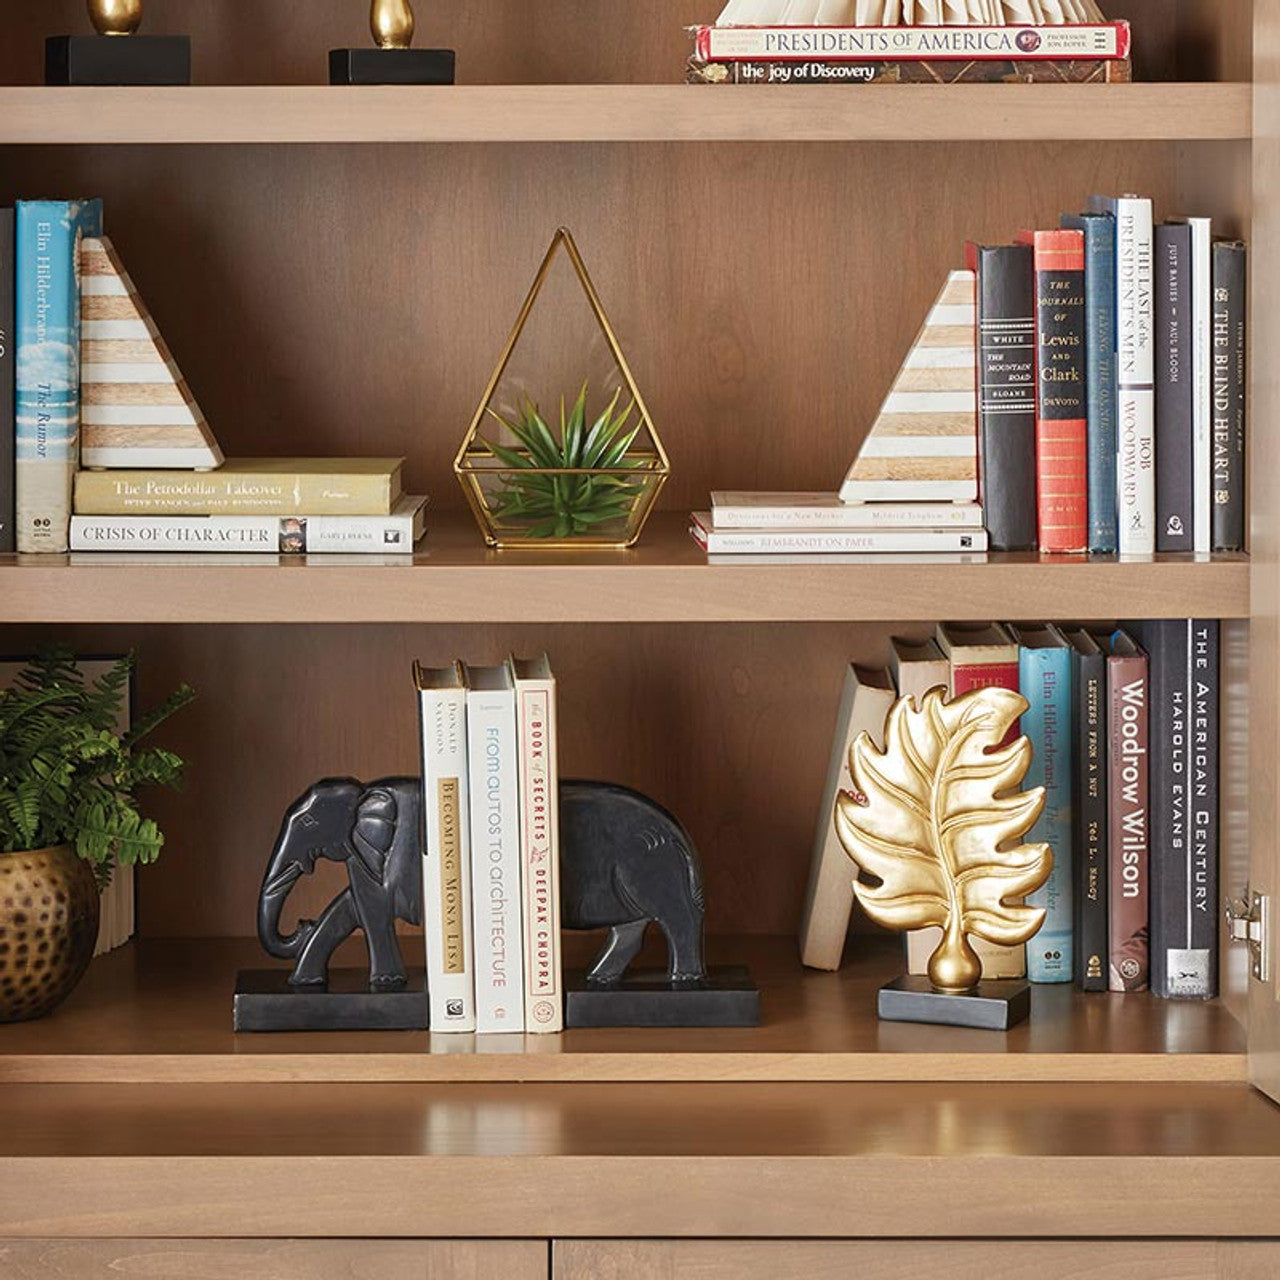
798 665 896 971
710 492 984 530
415 661 477 1033
1092 194 1156 556
692 514 987 555
511 654 564 1033
70 496 427 555
464 663 526 1034
1185 217 1213 556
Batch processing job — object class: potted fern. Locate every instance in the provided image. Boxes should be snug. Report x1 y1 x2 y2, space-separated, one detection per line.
0 652 194 1023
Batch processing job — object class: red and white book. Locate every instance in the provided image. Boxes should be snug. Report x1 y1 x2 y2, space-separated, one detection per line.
691 513 987 555
510 654 563 1034
691 22 1131 62
710 492 984 531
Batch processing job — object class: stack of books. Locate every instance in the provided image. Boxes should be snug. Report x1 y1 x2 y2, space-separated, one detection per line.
802 619 1221 1001
70 459 426 555
688 0 1131 85
0 196 426 556
414 655 564 1035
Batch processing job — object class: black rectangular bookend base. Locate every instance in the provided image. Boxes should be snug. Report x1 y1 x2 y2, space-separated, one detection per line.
233 968 429 1032
565 966 760 1028
878 975 1031 1031
329 48 456 86
46 35 191 86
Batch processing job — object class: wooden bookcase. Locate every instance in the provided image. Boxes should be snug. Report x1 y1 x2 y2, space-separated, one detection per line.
1 0 1279 1267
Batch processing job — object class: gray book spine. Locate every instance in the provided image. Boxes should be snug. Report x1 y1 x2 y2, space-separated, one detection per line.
1155 225 1194 553
1212 242 1247 552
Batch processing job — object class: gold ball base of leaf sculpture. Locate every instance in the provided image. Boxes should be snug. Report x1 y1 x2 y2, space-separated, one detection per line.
835 686 1053 996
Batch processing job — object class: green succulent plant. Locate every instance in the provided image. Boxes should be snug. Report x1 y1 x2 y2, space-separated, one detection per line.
480 383 647 539
0 652 195 879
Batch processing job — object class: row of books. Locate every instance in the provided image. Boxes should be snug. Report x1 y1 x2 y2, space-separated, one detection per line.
413 655 564 1034
802 620 1220 998
978 199 1247 556
0 197 425 555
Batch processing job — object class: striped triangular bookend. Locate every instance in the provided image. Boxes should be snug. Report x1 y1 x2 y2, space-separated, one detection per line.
79 237 225 470
840 269 978 504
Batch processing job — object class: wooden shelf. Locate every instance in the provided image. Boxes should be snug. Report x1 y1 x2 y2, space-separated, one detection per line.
0 514 1250 624
1 1079 1279 1238
0 83 1253 146
0 936 1242 1085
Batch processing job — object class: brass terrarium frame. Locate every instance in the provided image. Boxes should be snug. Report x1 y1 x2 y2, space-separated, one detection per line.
455 227 671 549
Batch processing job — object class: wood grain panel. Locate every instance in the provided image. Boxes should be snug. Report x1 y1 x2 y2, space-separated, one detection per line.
0 1241 545 1280
554 1240 1220 1280
0 142 1179 516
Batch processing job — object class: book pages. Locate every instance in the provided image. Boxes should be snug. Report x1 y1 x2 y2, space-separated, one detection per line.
715 0 1107 21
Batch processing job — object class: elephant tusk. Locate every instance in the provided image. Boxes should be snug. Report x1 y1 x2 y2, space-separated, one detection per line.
262 861 306 898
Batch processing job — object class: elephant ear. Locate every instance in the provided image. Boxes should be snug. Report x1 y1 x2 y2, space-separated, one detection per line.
351 787 398 881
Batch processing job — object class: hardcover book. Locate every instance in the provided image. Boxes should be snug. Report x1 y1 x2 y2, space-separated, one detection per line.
691 515 987 555
1133 621 1219 999
511 654 564 1032
0 208 13 554
1212 241 1247 553
415 662 477 1033
1016 228 1088 554
1154 223 1195 554
688 56 1131 83
1061 212 1118 554
1063 629 1108 991
15 198 104 552
70 495 427 554
970 243 1037 552
73 458 406 517
799 664 896 971
1012 626 1074 984
464 663 526 1034
1088 195 1155 556
1103 629 1149 992
1177 218 1214 555
709 492 983 530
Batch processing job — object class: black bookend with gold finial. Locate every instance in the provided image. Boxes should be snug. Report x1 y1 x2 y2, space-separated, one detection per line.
835 686 1053 1031
46 0 191 86
330 0 456 85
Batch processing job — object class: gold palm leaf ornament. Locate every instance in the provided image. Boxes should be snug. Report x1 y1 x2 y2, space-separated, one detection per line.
835 686 1053 1026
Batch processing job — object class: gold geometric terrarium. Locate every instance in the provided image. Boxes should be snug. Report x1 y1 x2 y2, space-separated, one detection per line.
455 228 670 549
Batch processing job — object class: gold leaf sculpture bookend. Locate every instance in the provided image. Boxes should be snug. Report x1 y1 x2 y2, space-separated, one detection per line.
835 686 1052 994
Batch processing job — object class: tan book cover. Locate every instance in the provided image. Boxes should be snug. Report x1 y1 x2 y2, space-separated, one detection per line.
799 664 896 971
74 457 405 516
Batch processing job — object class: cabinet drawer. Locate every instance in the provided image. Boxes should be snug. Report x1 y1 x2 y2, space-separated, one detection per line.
555 1241 1280 1280
0 1241 546 1280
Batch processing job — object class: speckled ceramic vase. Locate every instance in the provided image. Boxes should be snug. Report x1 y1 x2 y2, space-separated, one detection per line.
0 846 99 1023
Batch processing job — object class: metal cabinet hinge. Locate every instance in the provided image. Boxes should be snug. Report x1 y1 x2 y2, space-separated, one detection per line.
1226 889 1270 982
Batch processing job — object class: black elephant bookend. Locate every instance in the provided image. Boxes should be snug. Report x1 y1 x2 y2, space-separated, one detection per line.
233 777 429 1032
560 781 759 1029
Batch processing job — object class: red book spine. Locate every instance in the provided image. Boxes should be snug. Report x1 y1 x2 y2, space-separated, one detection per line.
1017 229 1088 553
1107 646 1149 992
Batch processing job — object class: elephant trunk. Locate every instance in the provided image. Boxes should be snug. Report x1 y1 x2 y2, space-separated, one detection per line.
257 825 319 960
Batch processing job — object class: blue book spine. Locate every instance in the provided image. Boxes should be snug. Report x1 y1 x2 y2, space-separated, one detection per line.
1019 636 1074 983
1063 212 1118 553
15 198 103 553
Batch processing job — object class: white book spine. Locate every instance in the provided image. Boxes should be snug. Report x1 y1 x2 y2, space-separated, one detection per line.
70 503 424 554
710 498 984 530
467 686 526 1034
1115 197 1156 556
1188 217 1213 556
419 685 477 1032
693 520 987 555
515 675 564 1033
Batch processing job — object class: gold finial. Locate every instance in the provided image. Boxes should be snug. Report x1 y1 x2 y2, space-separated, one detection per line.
89 0 143 37
371 0 415 50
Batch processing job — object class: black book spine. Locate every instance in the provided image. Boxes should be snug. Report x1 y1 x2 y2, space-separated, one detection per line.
1073 643 1108 991
0 208 13 555
1135 620 1220 999
1212 242 1247 552
1155 225 1194 553
976 244 1038 551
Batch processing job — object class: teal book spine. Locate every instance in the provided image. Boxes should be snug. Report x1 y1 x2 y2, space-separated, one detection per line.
1019 633 1074 983
15 198 103 553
